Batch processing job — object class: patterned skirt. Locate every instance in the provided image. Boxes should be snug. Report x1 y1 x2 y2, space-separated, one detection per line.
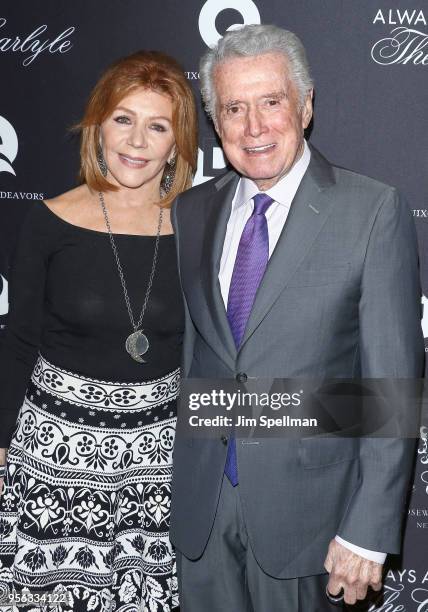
0 355 180 612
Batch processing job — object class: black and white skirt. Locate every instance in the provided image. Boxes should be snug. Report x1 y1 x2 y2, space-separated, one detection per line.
0 355 180 611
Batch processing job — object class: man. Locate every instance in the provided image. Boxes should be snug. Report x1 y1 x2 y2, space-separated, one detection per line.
170 24 423 611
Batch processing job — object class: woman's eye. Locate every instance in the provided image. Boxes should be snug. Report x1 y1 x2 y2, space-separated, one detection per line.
114 115 131 124
151 124 167 132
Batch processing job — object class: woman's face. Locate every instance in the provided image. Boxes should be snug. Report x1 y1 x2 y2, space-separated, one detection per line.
100 87 176 191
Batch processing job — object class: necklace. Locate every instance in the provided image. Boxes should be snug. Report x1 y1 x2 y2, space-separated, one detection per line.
98 192 163 363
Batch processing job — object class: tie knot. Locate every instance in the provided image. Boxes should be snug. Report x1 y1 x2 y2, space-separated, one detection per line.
253 193 273 216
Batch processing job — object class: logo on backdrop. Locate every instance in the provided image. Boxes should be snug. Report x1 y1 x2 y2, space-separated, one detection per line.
419 427 428 494
0 274 8 317
0 115 18 176
421 295 428 340
194 2 260 183
371 9 428 66
199 0 261 48
194 141 228 186
413 209 428 218
368 571 428 611
0 17 75 67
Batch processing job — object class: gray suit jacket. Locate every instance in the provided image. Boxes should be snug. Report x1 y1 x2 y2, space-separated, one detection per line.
170 147 424 578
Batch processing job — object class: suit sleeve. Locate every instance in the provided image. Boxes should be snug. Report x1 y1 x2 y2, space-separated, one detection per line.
337 187 424 553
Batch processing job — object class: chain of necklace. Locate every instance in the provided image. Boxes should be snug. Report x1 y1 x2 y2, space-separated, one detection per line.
98 191 163 361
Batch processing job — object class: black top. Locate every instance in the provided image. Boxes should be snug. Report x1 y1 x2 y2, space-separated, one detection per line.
0 200 184 446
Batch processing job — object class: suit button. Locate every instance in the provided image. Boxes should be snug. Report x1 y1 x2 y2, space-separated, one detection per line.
221 435 228 445
236 372 247 383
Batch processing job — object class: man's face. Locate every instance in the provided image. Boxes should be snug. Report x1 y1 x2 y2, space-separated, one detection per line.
214 53 313 191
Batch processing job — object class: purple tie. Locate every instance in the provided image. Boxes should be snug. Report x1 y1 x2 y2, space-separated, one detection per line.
225 193 274 486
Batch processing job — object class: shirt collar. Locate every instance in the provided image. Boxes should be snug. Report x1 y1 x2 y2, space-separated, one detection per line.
233 140 311 210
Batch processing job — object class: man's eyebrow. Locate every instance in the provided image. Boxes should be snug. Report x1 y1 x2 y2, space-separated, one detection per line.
221 99 242 110
221 91 287 110
261 90 287 100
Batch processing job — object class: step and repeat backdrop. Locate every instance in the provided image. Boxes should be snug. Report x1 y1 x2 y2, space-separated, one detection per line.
1 1 427 608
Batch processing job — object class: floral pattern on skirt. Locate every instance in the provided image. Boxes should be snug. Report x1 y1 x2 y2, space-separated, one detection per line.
0 355 180 611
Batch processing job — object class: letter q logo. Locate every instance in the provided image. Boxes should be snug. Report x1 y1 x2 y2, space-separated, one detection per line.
0 115 18 176
199 0 261 48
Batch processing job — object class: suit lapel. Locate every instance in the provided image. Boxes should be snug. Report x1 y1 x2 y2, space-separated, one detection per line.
201 171 240 368
240 147 337 349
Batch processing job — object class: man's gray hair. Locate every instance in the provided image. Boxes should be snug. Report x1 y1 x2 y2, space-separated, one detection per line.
200 24 313 122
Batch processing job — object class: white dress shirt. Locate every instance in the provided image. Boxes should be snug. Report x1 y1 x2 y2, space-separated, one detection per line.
218 140 386 565
219 141 311 304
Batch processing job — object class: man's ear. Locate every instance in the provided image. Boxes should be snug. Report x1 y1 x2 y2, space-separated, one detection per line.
302 89 313 129
213 116 220 137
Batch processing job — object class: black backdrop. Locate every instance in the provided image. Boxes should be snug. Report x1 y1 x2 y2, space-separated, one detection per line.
1 2 427 609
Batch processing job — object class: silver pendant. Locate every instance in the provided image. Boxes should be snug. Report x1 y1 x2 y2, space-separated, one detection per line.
125 330 149 363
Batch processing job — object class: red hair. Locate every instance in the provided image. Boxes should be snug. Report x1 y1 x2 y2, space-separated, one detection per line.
77 50 198 206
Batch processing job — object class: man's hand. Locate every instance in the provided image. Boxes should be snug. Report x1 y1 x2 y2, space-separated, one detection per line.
324 539 383 606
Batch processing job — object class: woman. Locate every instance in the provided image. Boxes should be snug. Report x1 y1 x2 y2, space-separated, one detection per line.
0 50 197 611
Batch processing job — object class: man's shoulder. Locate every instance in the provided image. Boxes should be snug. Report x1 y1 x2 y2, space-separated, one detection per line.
310 147 402 220
176 170 237 207
322 159 396 205
333 164 395 194
311 145 394 194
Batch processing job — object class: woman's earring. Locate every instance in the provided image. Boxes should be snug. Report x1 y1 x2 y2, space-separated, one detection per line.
161 156 176 195
97 146 108 177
